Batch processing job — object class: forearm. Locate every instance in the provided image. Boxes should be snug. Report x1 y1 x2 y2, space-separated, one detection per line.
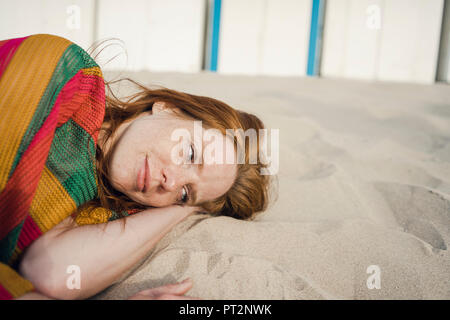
19 205 196 300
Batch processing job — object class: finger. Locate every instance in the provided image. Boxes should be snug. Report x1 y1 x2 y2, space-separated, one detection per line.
138 278 193 297
129 292 202 300
157 294 202 300
156 279 193 295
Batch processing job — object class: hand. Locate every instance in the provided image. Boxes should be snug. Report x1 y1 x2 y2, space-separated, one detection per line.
127 278 201 300
16 291 53 300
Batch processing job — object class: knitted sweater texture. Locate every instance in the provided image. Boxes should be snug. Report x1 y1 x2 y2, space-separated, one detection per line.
0 34 121 299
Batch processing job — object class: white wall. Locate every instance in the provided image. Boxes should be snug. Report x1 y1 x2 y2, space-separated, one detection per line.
218 0 312 76
0 0 206 73
96 0 206 72
1 0 447 83
321 0 445 84
437 1 450 82
0 0 95 51
321 0 382 80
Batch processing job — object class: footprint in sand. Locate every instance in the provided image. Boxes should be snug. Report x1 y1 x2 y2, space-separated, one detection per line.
373 182 449 251
298 161 337 181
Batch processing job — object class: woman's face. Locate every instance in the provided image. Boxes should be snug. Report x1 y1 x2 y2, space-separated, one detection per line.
99 101 238 207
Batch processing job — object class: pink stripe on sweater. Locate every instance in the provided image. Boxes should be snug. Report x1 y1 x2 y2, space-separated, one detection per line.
0 284 14 300
17 215 42 250
0 69 89 238
0 77 60 239
0 36 29 80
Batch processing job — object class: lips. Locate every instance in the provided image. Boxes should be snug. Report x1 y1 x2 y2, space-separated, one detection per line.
142 155 150 193
137 155 150 193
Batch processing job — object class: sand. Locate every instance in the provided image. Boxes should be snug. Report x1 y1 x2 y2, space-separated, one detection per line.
92 71 450 299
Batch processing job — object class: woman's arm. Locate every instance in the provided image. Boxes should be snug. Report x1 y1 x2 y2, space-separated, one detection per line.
18 205 199 300
16 278 200 300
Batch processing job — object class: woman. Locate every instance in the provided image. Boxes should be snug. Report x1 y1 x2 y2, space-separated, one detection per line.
0 34 271 300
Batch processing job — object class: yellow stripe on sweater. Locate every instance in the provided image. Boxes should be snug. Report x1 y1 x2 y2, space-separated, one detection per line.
29 166 77 233
82 67 103 77
75 206 112 225
0 34 72 191
0 263 34 298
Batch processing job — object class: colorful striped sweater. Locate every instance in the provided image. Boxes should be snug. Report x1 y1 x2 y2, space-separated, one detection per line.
0 34 129 299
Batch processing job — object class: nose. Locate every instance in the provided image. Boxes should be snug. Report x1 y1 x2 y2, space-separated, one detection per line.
160 167 179 192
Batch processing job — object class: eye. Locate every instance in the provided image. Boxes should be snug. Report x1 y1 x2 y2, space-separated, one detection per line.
180 186 189 204
187 143 195 163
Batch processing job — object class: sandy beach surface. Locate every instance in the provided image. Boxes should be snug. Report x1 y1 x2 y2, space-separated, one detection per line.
93 71 450 299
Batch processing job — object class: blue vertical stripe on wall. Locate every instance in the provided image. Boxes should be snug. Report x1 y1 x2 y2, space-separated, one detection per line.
209 0 222 72
307 0 325 76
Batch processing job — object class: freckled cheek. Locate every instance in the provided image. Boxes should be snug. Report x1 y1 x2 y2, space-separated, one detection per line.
153 146 179 168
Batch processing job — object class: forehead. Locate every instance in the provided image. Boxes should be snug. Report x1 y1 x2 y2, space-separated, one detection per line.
177 119 238 203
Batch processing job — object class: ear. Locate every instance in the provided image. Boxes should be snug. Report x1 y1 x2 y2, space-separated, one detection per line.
152 101 174 115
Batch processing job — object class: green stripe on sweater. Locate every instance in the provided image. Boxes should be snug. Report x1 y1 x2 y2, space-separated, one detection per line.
46 119 98 206
10 43 99 179
0 221 24 264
